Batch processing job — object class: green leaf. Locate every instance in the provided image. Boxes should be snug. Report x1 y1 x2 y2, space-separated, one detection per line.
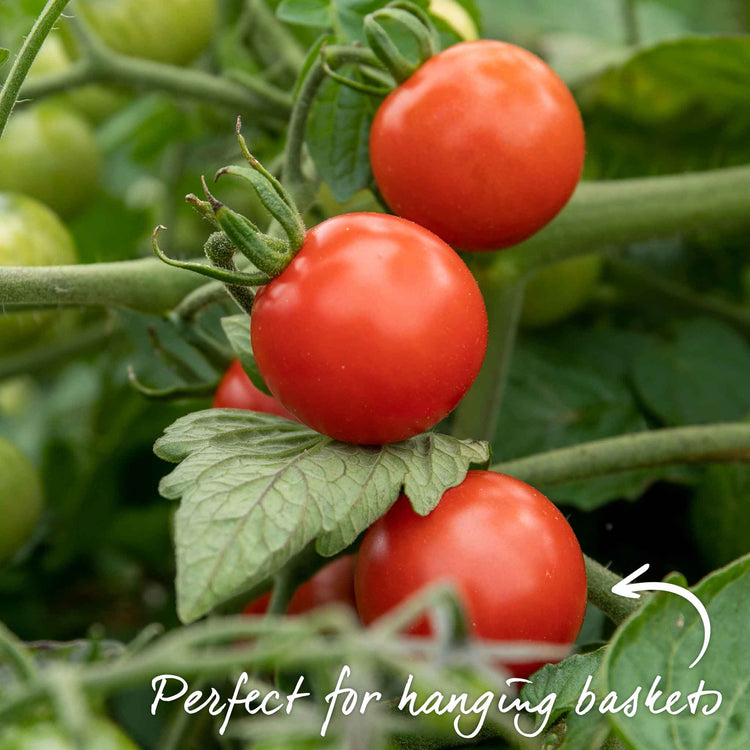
221 314 271 396
154 411 489 622
278 0 422 40
691 464 750 568
579 37 750 178
0 48 8 67
521 649 606 731
603 555 750 749
306 71 378 202
494 333 657 509
277 0 332 28
633 318 750 426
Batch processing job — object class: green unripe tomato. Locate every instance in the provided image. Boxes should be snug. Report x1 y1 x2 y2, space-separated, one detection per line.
521 253 603 328
0 437 44 563
30 35 127 123
430 0 479 41
77 0 219 65
0 717 138 750
0 193 78 350
0 105 101 217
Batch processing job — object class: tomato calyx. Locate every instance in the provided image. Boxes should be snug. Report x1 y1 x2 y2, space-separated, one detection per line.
363 1 438 84
151 120 306 314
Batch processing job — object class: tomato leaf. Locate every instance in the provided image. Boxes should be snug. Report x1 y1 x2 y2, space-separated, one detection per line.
521 649 606 735
691 464 750 569
220 314 272 396
306 71 378 202
632 318 750 426
578 37 750 178
603 554 750 749
277 0 332 29
154 411 489 622
0 48 9 68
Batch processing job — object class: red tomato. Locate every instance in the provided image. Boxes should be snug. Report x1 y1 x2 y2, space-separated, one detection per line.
250 213 487 445
244 556 356 615
369 41 585 251
354 471 587 677
213 360 295 420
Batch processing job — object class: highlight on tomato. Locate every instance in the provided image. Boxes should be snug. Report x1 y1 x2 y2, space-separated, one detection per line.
354 471 588 677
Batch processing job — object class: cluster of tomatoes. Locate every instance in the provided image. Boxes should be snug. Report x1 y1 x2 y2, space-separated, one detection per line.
215 39 589 678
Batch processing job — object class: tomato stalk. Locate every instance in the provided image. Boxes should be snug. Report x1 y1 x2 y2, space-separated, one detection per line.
0 0 71 139
283 44 384 206
363 2 438 84
492 422 750 485
19 11 292 123
3 167 750 316
451 271 525 442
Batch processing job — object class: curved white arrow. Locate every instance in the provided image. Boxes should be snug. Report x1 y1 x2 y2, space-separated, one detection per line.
611 563 711 669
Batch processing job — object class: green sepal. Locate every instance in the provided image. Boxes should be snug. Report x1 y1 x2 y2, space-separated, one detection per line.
217 165 305 251
213 204 288 277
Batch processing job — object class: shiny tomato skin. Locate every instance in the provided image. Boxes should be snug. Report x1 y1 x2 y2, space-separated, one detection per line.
370 40 585 251
213 360 295 420
243 556 356 616
354 471 587 677
250 213 488 445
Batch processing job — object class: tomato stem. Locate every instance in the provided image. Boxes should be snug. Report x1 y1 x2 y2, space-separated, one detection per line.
19 12 293 124
283 45 383 208
584 556 641 624
0 0 72 139
492 423 750 485
451 275 525 442
364 3 437 84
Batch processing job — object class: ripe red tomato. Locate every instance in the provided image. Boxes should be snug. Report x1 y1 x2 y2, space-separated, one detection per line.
369 40 585 251
354 471 587 677
244 556 356 615
251 213 487 445
213 360 295 420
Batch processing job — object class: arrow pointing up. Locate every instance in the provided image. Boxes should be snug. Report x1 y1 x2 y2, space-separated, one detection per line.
611 563 711 669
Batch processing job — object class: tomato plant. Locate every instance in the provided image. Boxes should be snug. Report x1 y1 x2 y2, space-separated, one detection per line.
213 359 295 420
354 471 587 677
251 213 488 444
0 436 44 563
76 0 219 65
1 2 750 748
243 556 355 615
369 40 585 251
0 192 77 349
0 105 101 217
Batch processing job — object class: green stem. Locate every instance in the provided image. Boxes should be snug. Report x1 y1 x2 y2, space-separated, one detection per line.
0 0 71 138
283 45 382 206
4 168 750 315
20 16 291 119
585 556 640 624
492 423 750 484
0 258 205 315
606 257 750 335
451 274 525 441
491 166 750 283
247 0 307 77
171 282 230 321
